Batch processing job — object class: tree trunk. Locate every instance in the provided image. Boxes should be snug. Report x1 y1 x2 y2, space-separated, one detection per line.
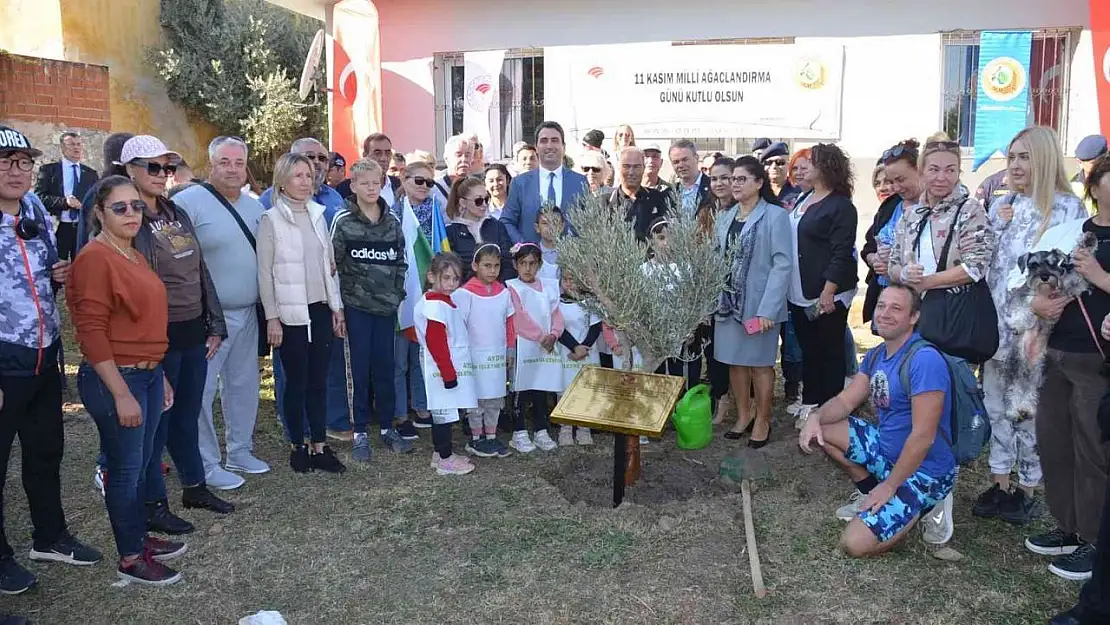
618 332 642 485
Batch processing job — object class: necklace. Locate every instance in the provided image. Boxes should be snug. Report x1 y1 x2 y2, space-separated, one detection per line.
98 234 138 263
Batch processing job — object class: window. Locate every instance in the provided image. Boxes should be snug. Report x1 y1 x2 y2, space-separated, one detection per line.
941 29 1079 148
436 50 544 162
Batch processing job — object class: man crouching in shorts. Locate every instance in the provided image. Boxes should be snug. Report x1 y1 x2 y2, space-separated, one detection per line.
798 284 956 557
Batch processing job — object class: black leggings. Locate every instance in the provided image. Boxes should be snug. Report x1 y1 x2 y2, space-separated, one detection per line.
789 302 849 406
514 390 551 433
279 303 334 445
432 422 453 459
702 322 729 400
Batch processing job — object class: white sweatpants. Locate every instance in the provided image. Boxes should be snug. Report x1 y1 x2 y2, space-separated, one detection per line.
197 306 261 474
983 359 1042 488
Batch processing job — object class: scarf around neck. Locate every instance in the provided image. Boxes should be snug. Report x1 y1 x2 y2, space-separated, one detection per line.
716 205 762 323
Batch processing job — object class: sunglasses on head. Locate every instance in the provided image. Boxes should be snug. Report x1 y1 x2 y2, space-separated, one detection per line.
582 166 603 173
104 199 148 216
469 196 489 206
926 140 961 151
133 160 178 177
408 176 435 188
880 144 917 165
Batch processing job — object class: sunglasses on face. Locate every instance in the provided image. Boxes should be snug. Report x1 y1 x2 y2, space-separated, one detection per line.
766 159 787 167
408 176 435 188
305 153 329 163
133 160 178 177
582 166 603 173
104 199 149 215
468 196 489 206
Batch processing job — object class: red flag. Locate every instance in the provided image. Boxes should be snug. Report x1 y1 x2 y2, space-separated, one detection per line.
331 0 382 162
1092 0 1110 135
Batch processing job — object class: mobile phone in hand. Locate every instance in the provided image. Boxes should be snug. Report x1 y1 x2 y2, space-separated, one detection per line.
744 318 762 335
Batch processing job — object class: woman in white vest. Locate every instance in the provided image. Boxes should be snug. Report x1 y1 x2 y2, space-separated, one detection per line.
257 152 346 475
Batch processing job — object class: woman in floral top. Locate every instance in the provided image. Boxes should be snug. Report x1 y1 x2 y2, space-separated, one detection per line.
888 139 994 298
972 126 1087 526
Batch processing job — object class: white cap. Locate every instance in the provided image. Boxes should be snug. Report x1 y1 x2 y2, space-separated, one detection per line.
117 135 182 165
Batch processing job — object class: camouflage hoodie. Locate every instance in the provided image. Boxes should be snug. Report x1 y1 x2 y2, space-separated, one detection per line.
330 196 407 316
0 194 61 375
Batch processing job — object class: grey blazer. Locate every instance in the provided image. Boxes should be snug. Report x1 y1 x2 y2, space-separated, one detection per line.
713 199 793 324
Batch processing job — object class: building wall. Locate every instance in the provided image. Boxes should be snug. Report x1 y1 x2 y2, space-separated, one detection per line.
377 0 1094 155
0 0 218 169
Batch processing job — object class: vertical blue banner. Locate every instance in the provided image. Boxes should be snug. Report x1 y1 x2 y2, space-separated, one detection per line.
972 31 1033 171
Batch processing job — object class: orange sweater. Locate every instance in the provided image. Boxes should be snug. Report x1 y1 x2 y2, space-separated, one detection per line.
67 240 169 366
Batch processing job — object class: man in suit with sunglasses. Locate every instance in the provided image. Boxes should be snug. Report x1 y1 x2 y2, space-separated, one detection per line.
34 131 98 261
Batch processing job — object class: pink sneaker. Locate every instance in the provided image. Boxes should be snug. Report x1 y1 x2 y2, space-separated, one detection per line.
433 454 475 476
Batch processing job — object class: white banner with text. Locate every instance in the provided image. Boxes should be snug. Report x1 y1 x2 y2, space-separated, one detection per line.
544 41 845 140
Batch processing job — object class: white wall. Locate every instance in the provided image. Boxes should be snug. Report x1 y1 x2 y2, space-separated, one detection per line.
376 0 1092 154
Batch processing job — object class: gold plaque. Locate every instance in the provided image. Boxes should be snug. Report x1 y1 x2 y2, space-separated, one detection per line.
550 366 685 437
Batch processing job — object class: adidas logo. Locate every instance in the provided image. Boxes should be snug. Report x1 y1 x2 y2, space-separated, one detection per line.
350 247 399 261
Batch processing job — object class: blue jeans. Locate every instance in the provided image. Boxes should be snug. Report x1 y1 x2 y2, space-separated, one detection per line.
79 364 164 558
347 308 397 434
394 333 427 418
274 338 350 438
147 343 208 500
780 317 803 385
844 327 859 376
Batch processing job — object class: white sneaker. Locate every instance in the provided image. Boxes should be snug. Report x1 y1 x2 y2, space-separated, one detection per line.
576 429 594 446
226 453 270 474
794 404 818 431
533 430 558 451
205 467 245 491
510 431 536 453
433 454 475 476
836 489 865 521
785 397 805 416
922 492 955 545
639 435 649 445
558 426 575 447
93 465 105 498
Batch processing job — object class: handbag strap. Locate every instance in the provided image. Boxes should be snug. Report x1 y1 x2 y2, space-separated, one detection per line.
914 198 968 270
202 183 256 251
1077 297 1107 359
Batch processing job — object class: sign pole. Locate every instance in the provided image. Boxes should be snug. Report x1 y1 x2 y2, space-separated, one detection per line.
613 434 627 507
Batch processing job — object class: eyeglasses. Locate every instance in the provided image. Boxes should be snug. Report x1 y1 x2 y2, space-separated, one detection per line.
104 199 149 215
582 167 603 173
132 160 178 177
0 157 34 172
766 159 788 167
925 140 961 152
468 196 489 206
407 176 435 188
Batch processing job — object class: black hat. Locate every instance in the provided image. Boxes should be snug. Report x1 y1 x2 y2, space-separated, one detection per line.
582 130 605 149
760 142 789 162
0 126 43 158
1076 135 1108 162
328 151 346 168
752 138 772 152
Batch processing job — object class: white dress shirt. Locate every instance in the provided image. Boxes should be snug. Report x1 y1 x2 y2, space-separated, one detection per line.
538 165 564 207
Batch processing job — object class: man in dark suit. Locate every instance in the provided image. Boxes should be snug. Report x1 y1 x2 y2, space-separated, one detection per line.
502 121 589 244
669 139 711 219
34 131 97 260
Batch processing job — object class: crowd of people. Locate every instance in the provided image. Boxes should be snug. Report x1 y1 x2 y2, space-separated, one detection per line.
1 117 1110 622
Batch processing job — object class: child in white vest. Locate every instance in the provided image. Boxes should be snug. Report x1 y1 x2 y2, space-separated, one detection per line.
506 243 563 452
556 272 600 446
451 244 514 459
413 253 477 476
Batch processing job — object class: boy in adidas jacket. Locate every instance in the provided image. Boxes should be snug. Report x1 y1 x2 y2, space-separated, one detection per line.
331 159 414 460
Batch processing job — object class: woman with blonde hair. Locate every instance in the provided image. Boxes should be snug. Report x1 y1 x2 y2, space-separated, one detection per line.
258 152 346 474
973 126 1086 525
609 125 636 188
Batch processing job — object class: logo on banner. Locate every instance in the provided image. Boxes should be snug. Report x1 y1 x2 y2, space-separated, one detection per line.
981 57 1027 102
466 75 495 111
793 57 827 90
587 66 605 79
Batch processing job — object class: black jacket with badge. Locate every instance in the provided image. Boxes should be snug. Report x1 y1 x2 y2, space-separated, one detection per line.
331 196 407 316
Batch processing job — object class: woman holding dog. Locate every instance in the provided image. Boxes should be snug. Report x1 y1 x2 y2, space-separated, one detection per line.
974 126 1087 529
1019 153 1110 583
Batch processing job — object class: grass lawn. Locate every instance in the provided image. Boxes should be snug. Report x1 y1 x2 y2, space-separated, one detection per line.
1 323 1082 624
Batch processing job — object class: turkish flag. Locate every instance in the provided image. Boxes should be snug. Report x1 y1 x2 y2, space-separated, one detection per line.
1092 0 1110 135
330 0 382 163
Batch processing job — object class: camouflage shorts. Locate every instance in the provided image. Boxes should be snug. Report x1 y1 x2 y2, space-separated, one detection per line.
847 417 956 542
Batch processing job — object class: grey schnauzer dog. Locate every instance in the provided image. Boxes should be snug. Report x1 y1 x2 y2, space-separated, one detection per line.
1002 231 1098 421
